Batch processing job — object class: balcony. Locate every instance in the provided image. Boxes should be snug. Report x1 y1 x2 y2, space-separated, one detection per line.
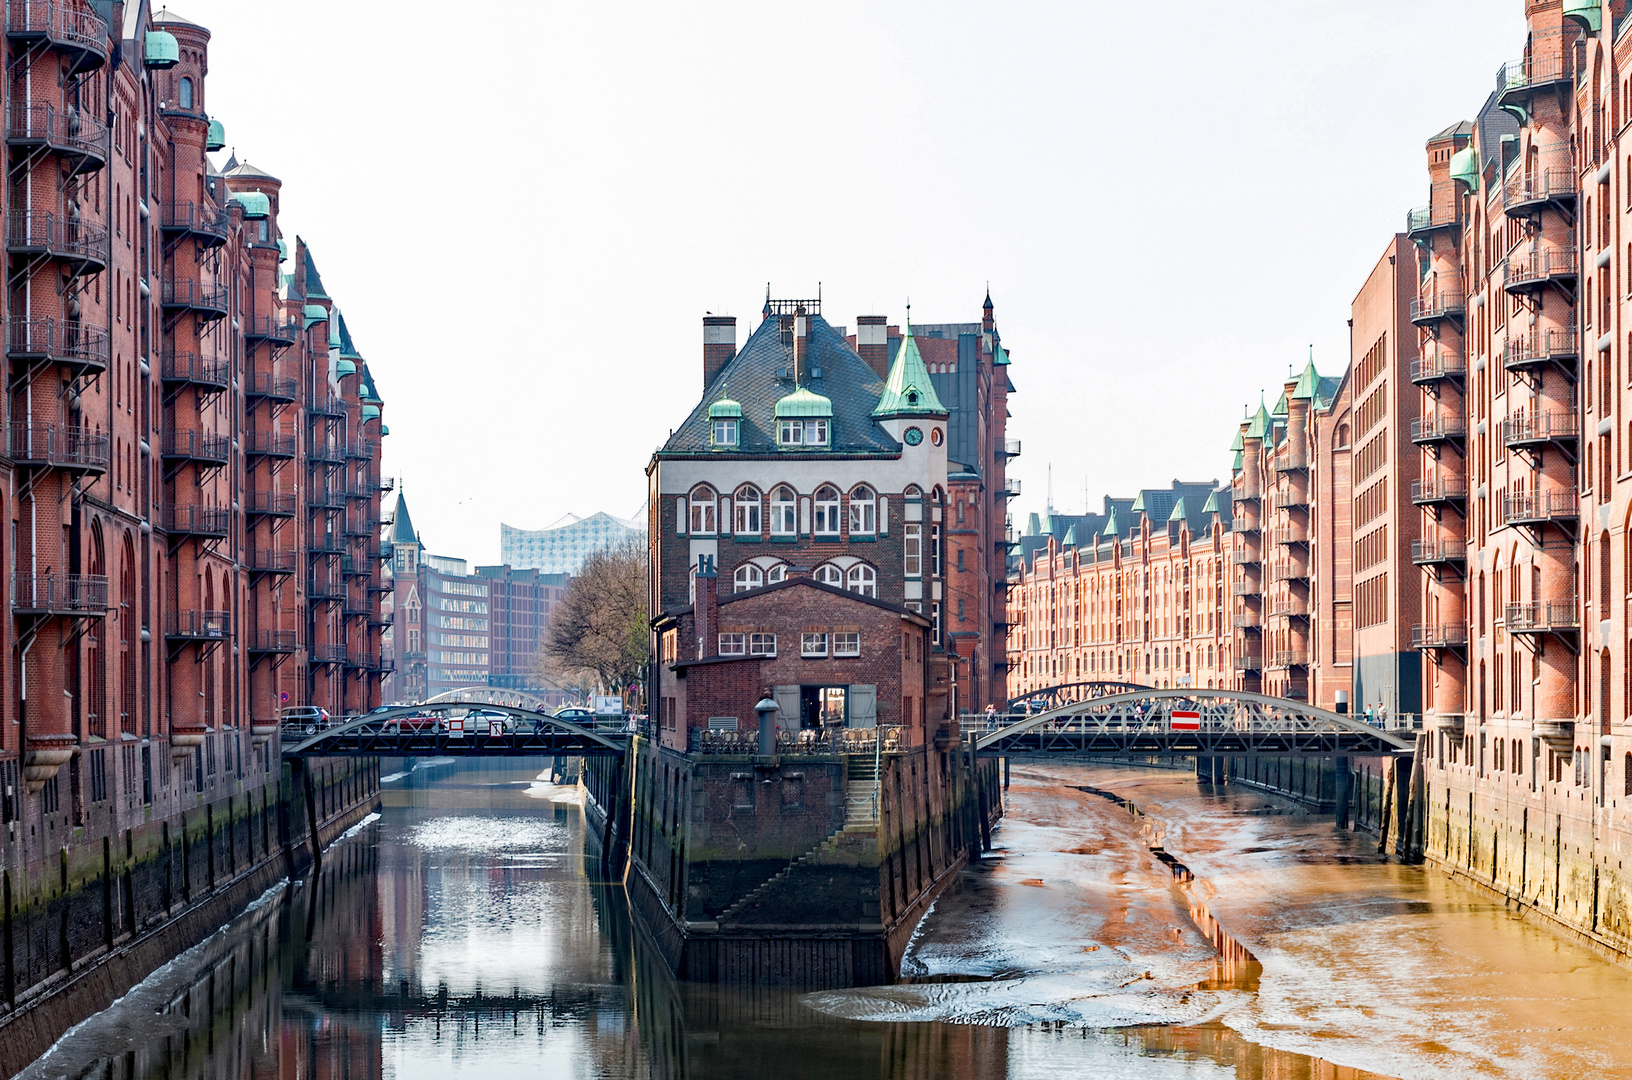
10 572 107 615
1269 650 1310 669
379 476 396 494
5 103 109 174
372 541 393 562
1504 248 1578 296
998 477 1021 499
8 210 108 275
1411 476 1469 507
1269 560 1309 583
1000 438 1021 459
1502 489 1580 528
1233 611 1263 629
307 487 345 511
245 371 298 403
244 431 296 460
1271 523 1309 546
1411 539 1468 568
1268 596 1310 618
1497 52 1574 108
160 428 230 467
373 656 396 674
160 278 229 319
1234 519 1261 534
1234 654 1264 672
308 642 346 664
244 548 296 576
159 201 228 246
1231 581 1260 597
165 610 230 642
161 504 230 539
307 439 345 465
309 394 345 419
5 1 111 74
1502 168 1579 218
1409 349 1467 386
1232 549 1261 566
1270 490 1308 512
1502 411 1578 454
1275 455 1309 474
8 422 108 473
248 629 298 655
341 554 369 578
308 574 345 602
7 316 110 377
244 314 299 347
309 533 345 555
1405 183 1462 239
346 440 373 461
1412 623 1469 650
344 513 375 537
1409 285 1465 327
1410 413 1468 446
1505 601 1579 636
244 490 297 519
159 350 229 394
1504 328 1579 377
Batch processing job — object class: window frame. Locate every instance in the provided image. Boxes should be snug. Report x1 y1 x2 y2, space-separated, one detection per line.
814 563 844 587
718 632 746 655
849 485 876 535
770 485 797 535
734 485 761 534
846 564 877 598
904 522 922 578
732 564 763 593
802 632 829 658
833 632 861 657
813 485 842 536
748 632 777 657
711 417 739 448
688 486 718 535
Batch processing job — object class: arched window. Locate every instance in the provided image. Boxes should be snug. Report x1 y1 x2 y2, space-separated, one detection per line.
688 485 717 535
849 485 876 535
178 76 193 110
734 485 761 536
765 562 787 584
733 564 763 592
814 563 844 587
770 485 797 535
846 564 877 597
813 485 841 536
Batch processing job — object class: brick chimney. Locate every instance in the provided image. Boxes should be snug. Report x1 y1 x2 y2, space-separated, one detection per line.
695 555 719 660
856 314 889 379
703 315 736 390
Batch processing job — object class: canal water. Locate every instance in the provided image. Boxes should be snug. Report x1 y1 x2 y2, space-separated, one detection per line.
16 758 1632 1080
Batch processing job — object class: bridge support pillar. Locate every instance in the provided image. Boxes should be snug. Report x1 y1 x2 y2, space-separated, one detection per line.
1003 755 1010 790
1334 756 1353 831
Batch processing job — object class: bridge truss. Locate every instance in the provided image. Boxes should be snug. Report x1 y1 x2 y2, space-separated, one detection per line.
280 703 628 758
974 688 1414 758
1005 680 1152 711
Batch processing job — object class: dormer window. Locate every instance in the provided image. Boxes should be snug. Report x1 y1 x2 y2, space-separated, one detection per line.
707 398 742 449
774 387 832 448
779 418 828 446
712 417 738 446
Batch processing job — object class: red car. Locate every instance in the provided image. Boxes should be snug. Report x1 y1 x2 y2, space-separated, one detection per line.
382 710 443 734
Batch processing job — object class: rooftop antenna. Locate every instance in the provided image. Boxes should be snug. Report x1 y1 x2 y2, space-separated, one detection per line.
1047 464 1054 515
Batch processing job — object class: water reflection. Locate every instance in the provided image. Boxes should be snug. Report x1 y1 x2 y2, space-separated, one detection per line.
37 758 1595 1080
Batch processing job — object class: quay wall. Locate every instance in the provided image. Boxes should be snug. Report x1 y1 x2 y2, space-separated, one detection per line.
0 751 379 1077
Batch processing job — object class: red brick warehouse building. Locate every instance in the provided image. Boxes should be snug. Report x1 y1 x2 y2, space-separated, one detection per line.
0 0 390 1024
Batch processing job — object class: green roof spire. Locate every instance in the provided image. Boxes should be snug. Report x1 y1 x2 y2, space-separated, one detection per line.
1168 497 1187 523
1291 349 1320 400
873 312 948 419
1104 507 1121 538
1061 524 1078 546
1202 488 1221 514
1245 397 1271 439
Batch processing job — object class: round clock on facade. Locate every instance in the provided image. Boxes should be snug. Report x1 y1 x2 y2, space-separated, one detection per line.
903 426 923 446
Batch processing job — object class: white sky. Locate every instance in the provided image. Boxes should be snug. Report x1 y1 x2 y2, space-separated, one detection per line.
192 0 1526 564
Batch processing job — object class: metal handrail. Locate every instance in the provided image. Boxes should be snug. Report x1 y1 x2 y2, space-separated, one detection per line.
8 421 108 469
1411 477 1470 502
161 504 231 535
1411 539 1468 563
6 0 110 53
159 350 229 387
1411 623 1469 648
1410 414 1469 441
160 200 229 237
244 431 296 457
5 103 109 166
165 610 231 639
1504 247 1579 288
159 428 230 462
1503 328 1579 366
244 490 297 517
1503 489 1580 523
160 278 229 312
7 209 109 263
1505 600 1579 631
10 571 107 613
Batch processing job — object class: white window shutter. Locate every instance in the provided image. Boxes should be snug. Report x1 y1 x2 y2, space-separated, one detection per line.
720 496 732 531
676 496 687 537
879 496 889 535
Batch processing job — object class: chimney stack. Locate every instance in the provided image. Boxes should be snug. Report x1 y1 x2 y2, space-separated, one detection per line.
856 314 889 380
703 315 737 390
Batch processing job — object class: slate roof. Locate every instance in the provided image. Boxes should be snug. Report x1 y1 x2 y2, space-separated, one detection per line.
302 245 329 301
391 491 417 545
661 313 897 455
335 309 362 360
224 160 278 183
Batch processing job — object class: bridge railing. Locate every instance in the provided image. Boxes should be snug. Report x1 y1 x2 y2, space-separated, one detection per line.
688 724 905 757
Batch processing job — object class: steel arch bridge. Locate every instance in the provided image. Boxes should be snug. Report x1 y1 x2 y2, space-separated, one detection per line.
280 703 628 758
974 688 1414 758
423 685 567 712
1004 680 1153 711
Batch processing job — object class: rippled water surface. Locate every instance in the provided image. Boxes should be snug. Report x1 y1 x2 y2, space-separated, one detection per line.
18 759 1632 1079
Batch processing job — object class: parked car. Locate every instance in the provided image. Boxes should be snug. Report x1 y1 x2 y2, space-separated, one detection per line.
280 706 331 736
383 709 443 734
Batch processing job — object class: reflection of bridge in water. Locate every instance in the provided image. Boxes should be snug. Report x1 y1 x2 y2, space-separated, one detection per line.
280 703 629 759
974 687 1414 758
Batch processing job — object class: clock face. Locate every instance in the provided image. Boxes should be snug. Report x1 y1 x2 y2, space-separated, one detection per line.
903 426 923 446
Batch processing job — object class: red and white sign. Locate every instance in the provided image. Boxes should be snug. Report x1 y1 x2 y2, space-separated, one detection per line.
488 719 506 738
1170 710 1201 731
448 718 465 739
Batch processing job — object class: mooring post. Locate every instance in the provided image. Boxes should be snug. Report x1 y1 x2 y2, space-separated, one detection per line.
1334 756 1352 831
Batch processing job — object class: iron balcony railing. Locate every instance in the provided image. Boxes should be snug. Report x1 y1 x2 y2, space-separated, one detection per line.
307 487 345 511
7 316 110 372
1502 489 1580 525
1410 413 1469 443
1411 477 1470 504
244 431 296 458
8 421 109 471
1271 650 1310 669
10 571 107 614
1498 51 1574 102
244 371 298 402
165 610 230 641
159 350 229 391
1409 350 1467 384
1503 328 1579 372
248 629 298 653
1502 411 1579 450
1231 581 1260 596
161 504 231 537
159 200 229 241
1503 248 1579 292
1505 601 1579 633
1269 560 1309 582
244 548 297 575
8 209 109 270
308 575 345 600
244 314 299 345
372 541 393 562
346 440 373 461
1405 182 1462 236
244 490 297 518
1502 167 1579 213
1234 654 1264 672
307 439 345 464
1233 612 1263 629
1270 524 1309 546
308 394 345 419
1000 477 1022 498
379 476 396 493
1001 438 1021 458
1411 539 1468 566
309 533 345 554
1412 623 1469 649
1268 596 1310 617
6 1 111 69
1409 283 1466 324
5 103 109 173
159 428 230 464
308 642 346 663
1269 490 1309 511
160 278 229 315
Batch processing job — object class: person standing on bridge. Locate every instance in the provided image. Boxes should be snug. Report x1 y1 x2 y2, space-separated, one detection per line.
984 703 998 730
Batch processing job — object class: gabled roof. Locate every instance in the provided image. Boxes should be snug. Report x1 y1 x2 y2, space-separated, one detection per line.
874 325 948 418
661 313 897 456
224 159 278 183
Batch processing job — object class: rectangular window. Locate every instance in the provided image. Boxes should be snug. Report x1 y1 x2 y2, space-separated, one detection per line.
931 525 942 576
904 523 922 577
749 632 777 656
718 633 745 655
712 418 738 447
778 419 828 445
802 632 829 657
735 498 759 535
931 602 942 646
833 632 860 657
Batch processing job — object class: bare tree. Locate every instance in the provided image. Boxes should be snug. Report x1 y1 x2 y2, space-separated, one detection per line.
540 537 649 694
